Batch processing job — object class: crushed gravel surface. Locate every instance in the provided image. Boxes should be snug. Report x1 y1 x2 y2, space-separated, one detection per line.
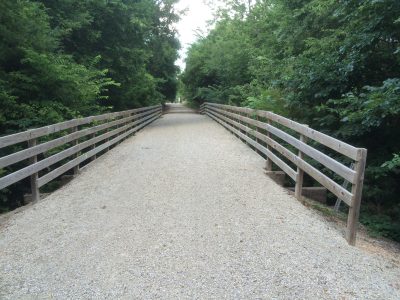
1 112 399 299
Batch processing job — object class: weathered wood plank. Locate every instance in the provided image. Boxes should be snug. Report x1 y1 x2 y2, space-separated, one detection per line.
207 107 296 166
71 126 80 175
265 123 356 184
0 107 161 168
207 103 253 115
346 149 368 245
265 119 273 171
37 112 161 187
206 107 353 205
259 110 362 161
206 105 356 184
206 103 361 161
0 110 161 190
28 139 40 202
251 126 354 205
0 105 161 149
295 133 307 201
206 110 297 181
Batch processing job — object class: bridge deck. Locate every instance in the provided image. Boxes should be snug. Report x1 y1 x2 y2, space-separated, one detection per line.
1 110 399 299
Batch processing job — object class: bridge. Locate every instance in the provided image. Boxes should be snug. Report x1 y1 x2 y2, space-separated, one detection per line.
0 104 399 299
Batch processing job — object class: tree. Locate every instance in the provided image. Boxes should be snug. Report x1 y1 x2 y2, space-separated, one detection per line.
0 0 115 135
38 0 181 109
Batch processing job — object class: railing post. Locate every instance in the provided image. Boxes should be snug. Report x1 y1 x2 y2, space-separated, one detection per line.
28 138 40 202
123 112 131 141
265 120 273 171
116 116 122 145
255 114 260 155
106 120 111 152
295 131 308 202
91 133 96 161
240 110 248 145
129 111 135 135
72 126 80 176
346 149 367 245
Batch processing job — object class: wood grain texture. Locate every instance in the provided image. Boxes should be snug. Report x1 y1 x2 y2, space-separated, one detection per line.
27 139 40 202
37 112 161 187
346 149 368 245
205 105 353 205
0 105 161 149
0 108 161 190
0 107 160 169
206 103 361 160
206 105 356 183
295 133 307 201
206 110 297 180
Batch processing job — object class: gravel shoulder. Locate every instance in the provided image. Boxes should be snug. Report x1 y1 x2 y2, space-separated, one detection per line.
0 112 399 299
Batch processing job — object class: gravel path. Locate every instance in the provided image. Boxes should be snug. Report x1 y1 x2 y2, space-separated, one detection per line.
1 112 399 299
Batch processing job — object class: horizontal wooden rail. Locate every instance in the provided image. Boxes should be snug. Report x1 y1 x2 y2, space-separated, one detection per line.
206 103 362 160
202 102 367 245
0 105 162 200
0 105 160 149
207 109 297 180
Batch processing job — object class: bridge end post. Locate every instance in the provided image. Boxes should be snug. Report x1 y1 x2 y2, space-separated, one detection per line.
346 148 368 246
28 138 40 202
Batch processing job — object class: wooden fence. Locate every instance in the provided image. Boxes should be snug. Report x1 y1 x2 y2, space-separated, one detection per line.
0 105 162 202
200 102 367 245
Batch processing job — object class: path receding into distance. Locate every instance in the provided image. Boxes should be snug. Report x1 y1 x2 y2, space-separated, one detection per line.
1 105 399 299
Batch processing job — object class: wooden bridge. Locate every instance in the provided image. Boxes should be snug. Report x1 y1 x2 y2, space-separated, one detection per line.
0 104 398 299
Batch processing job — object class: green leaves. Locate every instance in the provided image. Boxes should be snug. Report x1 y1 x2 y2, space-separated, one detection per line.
0 0 180 211
381 154 400 173
0 0 181 132
183 0 400 241
324 78 400 135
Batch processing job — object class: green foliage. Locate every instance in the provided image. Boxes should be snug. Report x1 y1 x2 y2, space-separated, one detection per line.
183 0 400 241
360 213 400 242
0 0 180 211
382 154 400 173
0 0 118 134
1 0 180 134
38 0 180 109
321 79 400 138
182 17 252 106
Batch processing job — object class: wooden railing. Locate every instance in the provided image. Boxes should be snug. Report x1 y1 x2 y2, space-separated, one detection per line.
201 102 367 245
0 105 162 201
